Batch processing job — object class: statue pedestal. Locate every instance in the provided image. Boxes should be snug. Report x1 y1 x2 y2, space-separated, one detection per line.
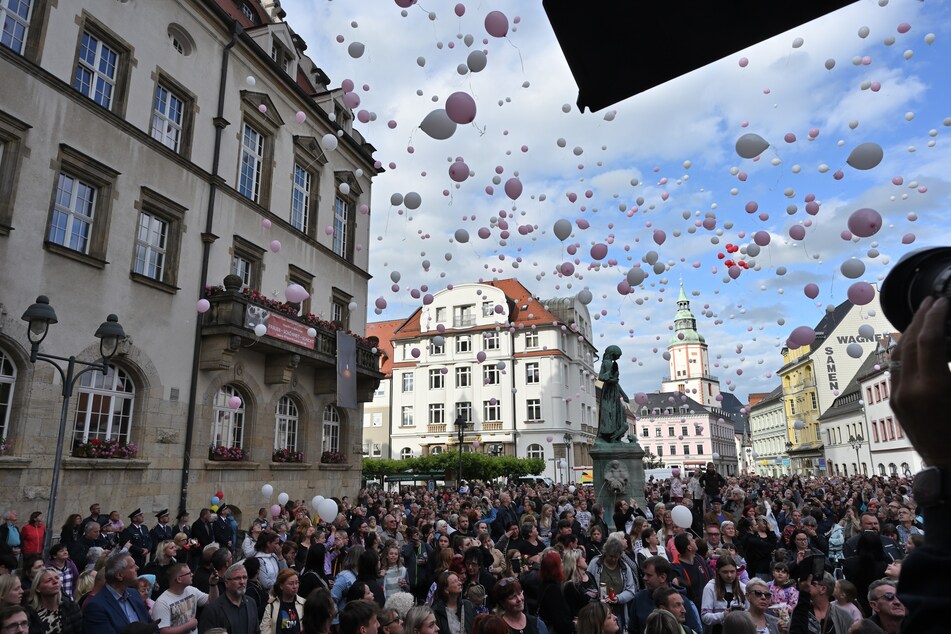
591 439 646 520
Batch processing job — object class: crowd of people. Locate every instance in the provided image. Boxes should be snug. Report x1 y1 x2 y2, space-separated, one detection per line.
0 292 949 634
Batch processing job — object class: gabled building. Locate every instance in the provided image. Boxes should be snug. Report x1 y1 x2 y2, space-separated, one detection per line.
748 386 787 476
380 280 598 484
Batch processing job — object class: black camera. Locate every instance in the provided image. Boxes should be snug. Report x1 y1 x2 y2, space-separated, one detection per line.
880 247 951 348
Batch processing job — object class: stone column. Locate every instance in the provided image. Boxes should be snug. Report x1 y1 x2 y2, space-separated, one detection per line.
590 439 646 519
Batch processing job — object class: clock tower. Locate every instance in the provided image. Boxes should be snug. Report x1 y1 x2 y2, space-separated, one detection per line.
661 284 722 407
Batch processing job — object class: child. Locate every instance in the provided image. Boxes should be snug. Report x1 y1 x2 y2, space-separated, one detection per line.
833 580 864 622
466 584 489 616
767 562 798 611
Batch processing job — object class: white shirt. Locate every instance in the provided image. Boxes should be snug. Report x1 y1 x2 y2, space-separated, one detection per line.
152 586 209 634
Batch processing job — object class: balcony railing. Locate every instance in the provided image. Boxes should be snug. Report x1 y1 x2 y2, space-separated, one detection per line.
453 317 476 328
482 421 503 431
428 424 447 433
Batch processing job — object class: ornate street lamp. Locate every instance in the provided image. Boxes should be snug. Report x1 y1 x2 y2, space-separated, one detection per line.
21 295 126 555
563 432 573 484
454 414 468 485
848 435 865 473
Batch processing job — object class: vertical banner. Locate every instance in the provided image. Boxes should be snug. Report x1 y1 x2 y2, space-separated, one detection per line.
337 332 357 409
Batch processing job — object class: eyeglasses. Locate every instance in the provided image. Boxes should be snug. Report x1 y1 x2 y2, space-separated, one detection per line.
874 592 898 602
749 590 770 598
1 621 28 632
381 618 404 627
706 532 720 537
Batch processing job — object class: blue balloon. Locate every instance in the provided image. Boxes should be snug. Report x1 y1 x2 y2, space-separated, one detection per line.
211 496 220 505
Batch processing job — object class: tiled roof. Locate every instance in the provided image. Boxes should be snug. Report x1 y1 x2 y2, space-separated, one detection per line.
365 319 405 377
749 385 784 410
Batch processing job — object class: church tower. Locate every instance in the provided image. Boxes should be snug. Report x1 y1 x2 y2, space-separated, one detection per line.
661 284 722 406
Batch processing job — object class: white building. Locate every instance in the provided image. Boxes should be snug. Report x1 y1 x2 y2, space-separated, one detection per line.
0 0 381 519
382 280 598 484
748 387 789 477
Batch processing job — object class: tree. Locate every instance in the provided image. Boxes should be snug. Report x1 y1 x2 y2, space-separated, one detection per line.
362 454 544 482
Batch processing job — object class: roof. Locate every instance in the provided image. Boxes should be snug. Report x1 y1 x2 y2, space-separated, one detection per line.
749 385 784 410
778 297 856 371
365 319 405 377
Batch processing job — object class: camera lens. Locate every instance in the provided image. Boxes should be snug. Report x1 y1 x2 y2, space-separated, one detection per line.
880 247 951 340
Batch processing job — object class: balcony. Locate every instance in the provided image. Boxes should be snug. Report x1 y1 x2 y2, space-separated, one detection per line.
453 317 476 328
482 421 503 431
428 424 447 433
199 275 383 398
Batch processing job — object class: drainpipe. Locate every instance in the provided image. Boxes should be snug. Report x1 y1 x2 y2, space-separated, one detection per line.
178 21 242 517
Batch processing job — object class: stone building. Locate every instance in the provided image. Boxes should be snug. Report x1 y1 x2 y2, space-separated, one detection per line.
0 0 381 526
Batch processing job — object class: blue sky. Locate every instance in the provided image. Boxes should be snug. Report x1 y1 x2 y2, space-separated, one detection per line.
284 0 951 400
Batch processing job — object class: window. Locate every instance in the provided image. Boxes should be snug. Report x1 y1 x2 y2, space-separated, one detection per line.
453 304 475 327
74 31 119 109
230 237 265 290
212 385 245 450
683 444 690 455
131 188 185 290
456 336 471 353
525 331 539 349
456 366 471 388
655 428 661 437
72 364 134 451
669 445 677 455
483 365 500 385
431 340 445 355
682 426 688 437
872 421 879 443
641 427 648 437
456 402 472 423
894 417 903 439
150 81 192 154
657 446 663 457
697 444 704 454
401 372 414 392
271 41 291 74
0 348 16 440
429 404 445 425
668 426 675 437
167 24 194 57
401 406 414 427
484 332 500 350
288 266 314 316
274 396 298 451
866 387 874 403
810 393 818 410
527 444 545 460
322 405 341 454
0 111 28 234
525 362 539 384
290 163 312 232
430 369 446 389
482 301 494 317
240 2 256 22
400 447 413 459
45 146 119 265
526 399 542 421
239 123 265 202
332 195 353 259
1 0 31 55
430 445 444 455
483 400 501 421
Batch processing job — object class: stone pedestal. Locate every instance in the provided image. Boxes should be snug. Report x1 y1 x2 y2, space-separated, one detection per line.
591 439 646 517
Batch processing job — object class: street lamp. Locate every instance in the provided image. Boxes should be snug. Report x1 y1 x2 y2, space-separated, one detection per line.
785 441 794 474
563 432 573 484
454 414 468 486
848 435 865 474
21 295 126 555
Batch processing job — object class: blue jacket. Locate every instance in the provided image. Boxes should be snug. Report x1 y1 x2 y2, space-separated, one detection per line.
630 585 702 634
82 585 151 634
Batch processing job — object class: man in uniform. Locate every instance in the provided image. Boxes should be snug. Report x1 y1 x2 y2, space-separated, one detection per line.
120 509 152 569
150 509 175 560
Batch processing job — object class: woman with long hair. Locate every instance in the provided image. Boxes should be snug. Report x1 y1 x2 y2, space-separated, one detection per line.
472 614 507 634
536 552 573 634
612 500 636 534
538 505 554 547
20 513 44 558
492 578 544 634
294 520 316 569
331 545 366 620
44 543 80 601
303 587 335 634
262 568 306 633
381 541 408 599
432 570 475 634
561 549 598 618
405 605 439 634
0 574 24 609
141 539 177 598
28 568 82 634
574 602 619 634
743 516 778 580
700 555 748 633
585 525 604 560
356 549 385 607
243 523 264 559
60 514 84 562
643 609 679 634
300 538 330 598
635 528 668 574
18 556 43 595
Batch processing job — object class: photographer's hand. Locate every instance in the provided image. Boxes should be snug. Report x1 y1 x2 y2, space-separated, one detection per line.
890 296 951 467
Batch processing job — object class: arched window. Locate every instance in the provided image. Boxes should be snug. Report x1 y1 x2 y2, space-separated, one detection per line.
527 443 545 460
901 462 911 476
0 349 15 440
212 385 246 449
72 365 134 450
889 463 898 476
430 445 444 455
322 405 341 454
274 396 299 451
400 447 413 459
878 463 886 476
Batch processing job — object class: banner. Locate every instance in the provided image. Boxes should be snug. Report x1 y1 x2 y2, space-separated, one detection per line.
337 332 357 409
244 306 315 350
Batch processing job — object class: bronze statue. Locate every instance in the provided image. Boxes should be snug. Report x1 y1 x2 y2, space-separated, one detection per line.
597 345 627 442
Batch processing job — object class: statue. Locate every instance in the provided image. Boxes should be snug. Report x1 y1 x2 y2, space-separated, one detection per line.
604 460 629 493
597 345 627 443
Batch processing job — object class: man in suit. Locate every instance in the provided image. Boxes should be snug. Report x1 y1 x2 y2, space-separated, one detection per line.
213 506 235 554
702 498 733 529
82 551 151 633
73 521 111 570
192 508 216 550
120 509 152 569
150 509 175 560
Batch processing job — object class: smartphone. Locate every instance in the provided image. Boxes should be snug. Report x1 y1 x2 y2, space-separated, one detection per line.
512 558 521 573
798 555 826 581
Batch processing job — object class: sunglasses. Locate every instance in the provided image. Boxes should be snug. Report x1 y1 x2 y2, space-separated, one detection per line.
875 592 898 602
749 590 770 598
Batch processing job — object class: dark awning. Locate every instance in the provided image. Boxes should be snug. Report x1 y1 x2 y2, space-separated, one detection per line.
543 0 858 112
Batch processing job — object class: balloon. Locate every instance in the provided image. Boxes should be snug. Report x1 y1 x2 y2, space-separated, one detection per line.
270 504 282 517
375 297 387 310
246 76 256 87
404 192 422 209
196 299 210 313
553 219 572 241
847 142 884 170
216 491 224 499
735 133 769 159
671 468 681 477
445 92 477 124
262 484 273 497
258 104 267 114
347 42 365 58
295 111 306 125
262 218 272 229
307 327 317 338
270 240 281 253
420 109 457 140
454 229 470 243
671 505 693 529
568 485 576 493
321 134 338 151
467 50 487 72
753 231 770 246
449 161 470 182
847 208 882 238
712 452 721 460
278 492 289 505
390 193 403 206
504 178 522 200
546 435 554 442
840 259 866 279
211 496 220 505
210 504 218 512
454 3 465 16
847 343 864 358
476 351 487 362
228 395 242 409
804 284 819 299
789 225 806 241
793 420 806 430
317 498 339 522
578 289 593 304
311 495 325 511
484 11 508 37
847 281 875 305
254 324 267 337
789 326 816 347
653 229 666 245
286 283 310 303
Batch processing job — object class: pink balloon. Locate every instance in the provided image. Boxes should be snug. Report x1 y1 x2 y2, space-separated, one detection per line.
576 219 590 230
789 225 806 241
847 281 875 305
504 178 522 200
897 22 911 34
546 435 554 442
270 504 282 517
784 133 796 143
357 109 370 123
295 111 306 124
753 231 770 246
228 395 242 409
484 10 509 37
269 240 282 253
805 201 820 215
341 79 355 92
258 104 267 114
476 351 487 362
343 92 360 109
902 233 916 244
262 218 272 229
847 208 882 238
196 299 211 313
804 283 819 299
789 326 816 347
286 283 310 303
653 229 666 245
445 92 477 124
325 226 334 236
728 265 742 279
411 348 421 358
375 297 387 310
590 243 608 260
560 262 575 276
454 3 465 16
448 161 469 182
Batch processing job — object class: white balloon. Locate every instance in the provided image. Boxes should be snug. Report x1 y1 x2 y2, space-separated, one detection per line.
317 498 339 522
467 50 487 72
321 134 339 151
277 492 290 505
553 219 572 241
404 192 422 210
254 324 267 337
420 109 457 140
261 484 274 497
671 505 693 529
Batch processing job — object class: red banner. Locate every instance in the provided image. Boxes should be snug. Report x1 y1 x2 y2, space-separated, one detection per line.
245 305 314 349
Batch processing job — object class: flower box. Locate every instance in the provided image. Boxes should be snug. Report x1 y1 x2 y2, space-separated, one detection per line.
320 450 346 464
208 445 249 461
72 438 138 460
0 438 10 456
272 448 304 463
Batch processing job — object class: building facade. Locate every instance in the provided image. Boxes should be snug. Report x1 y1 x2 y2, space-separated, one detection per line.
381 280 598 484
0 0 381 522
748 387 789 477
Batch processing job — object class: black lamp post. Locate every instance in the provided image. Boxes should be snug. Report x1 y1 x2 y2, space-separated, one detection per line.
848 435 865 474
563 432 573 484
454 414 468 485
21 295 126 555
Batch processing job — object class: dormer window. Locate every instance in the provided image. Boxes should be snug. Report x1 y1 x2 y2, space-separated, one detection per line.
271 41 291 74
241 3 257 24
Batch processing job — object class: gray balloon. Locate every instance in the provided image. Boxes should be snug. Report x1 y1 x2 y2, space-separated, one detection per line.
467 50 487 72
420 109 457 140
553 219 572 241
390 193 404 206
627 268 646 286
404 192 422 209
348 42 365 58
735 133 770 159
454 229 470 243
840 259 866 279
